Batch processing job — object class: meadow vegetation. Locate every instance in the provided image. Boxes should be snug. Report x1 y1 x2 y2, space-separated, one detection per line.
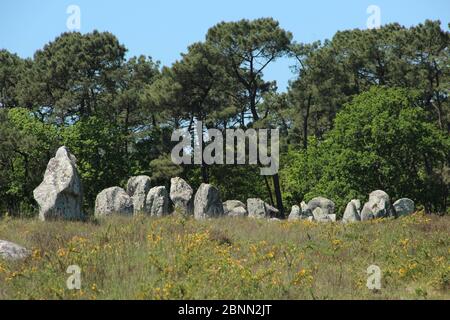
1 213 448 300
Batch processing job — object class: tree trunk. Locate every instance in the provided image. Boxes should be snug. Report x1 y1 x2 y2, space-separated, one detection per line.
303 94 312 149
272 173 284 218
263 176 274 206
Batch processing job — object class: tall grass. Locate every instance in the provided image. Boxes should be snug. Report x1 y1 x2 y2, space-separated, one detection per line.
0 213 449 299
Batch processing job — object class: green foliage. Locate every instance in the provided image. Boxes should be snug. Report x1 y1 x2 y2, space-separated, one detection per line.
61 116 129 210
0 20 448 217
282 87 450 214
0 108 59 214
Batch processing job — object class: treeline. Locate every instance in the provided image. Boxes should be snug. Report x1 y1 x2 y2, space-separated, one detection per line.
0 18 449 216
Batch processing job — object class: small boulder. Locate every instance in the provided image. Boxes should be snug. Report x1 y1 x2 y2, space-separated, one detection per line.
300 201 308 212
0 240 30 261
288 205 301 221
247 198 267 219
194 183 224 219
343 199 362 223
223 200 247 217
307 197 335 216
126 176 152 214
247 198 278 219
33 146 84 221
145 186 169 217
95 187 133 217
393 198 415 217
312 207 332 222
265 203 280 218
361 190 395 221
170 177 194 214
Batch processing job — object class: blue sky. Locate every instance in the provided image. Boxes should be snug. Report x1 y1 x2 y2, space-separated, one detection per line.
1 0 449 91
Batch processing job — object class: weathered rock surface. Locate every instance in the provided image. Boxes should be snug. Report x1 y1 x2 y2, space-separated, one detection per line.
223 200 247 217
304 197 335 222
393 198 415 217
33 146 84 221
247 198 267 219
170 177 194 214
95 187 133 217
247 198 278 219
300 201 308 212
343 199 362 223
145 186 169 216
265 203 280 218
361 190 395 221
312 207 332 222
0 240 30 261
288 205 301 221
126 176 152 214
194 183 224 219
307 197 335 216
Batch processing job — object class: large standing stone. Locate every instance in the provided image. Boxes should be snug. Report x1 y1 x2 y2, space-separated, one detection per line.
126 176 152 214
95 187 133 217
223 200 247 217
343 199 362 223
393 198 415 217
0 240 30 261
361 190 395 221
170 177 194 214
194 183 224 219
145 186 169 217
33 146 84 221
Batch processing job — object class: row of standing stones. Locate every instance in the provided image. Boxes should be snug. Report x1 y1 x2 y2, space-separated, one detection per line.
0 146 415 260
32 146 415 221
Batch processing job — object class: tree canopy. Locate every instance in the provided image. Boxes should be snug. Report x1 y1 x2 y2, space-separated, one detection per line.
0 19 449 216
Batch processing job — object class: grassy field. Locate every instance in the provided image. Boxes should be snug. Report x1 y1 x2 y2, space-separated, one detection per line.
0 212 449 300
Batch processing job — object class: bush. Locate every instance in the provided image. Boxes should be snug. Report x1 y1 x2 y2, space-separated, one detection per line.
281 87 450 215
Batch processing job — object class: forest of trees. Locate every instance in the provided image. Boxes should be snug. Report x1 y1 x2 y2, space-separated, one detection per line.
0 18 449 217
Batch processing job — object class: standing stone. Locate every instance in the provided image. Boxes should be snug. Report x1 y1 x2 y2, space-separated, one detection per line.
307 197 335 216
33 146 83 221
361 190 395 221
247 198 267 219
312 207 332 222
126 176 152 214
343 199 362 223
170 177 194 214
95 187 133 217
145 186 169 217
223 200 247 217
265 203 280 218
247 198 277 219
300 201 308 212
194 183 224 219
393 198 415 217
0 240 30 261
288 205 301 221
